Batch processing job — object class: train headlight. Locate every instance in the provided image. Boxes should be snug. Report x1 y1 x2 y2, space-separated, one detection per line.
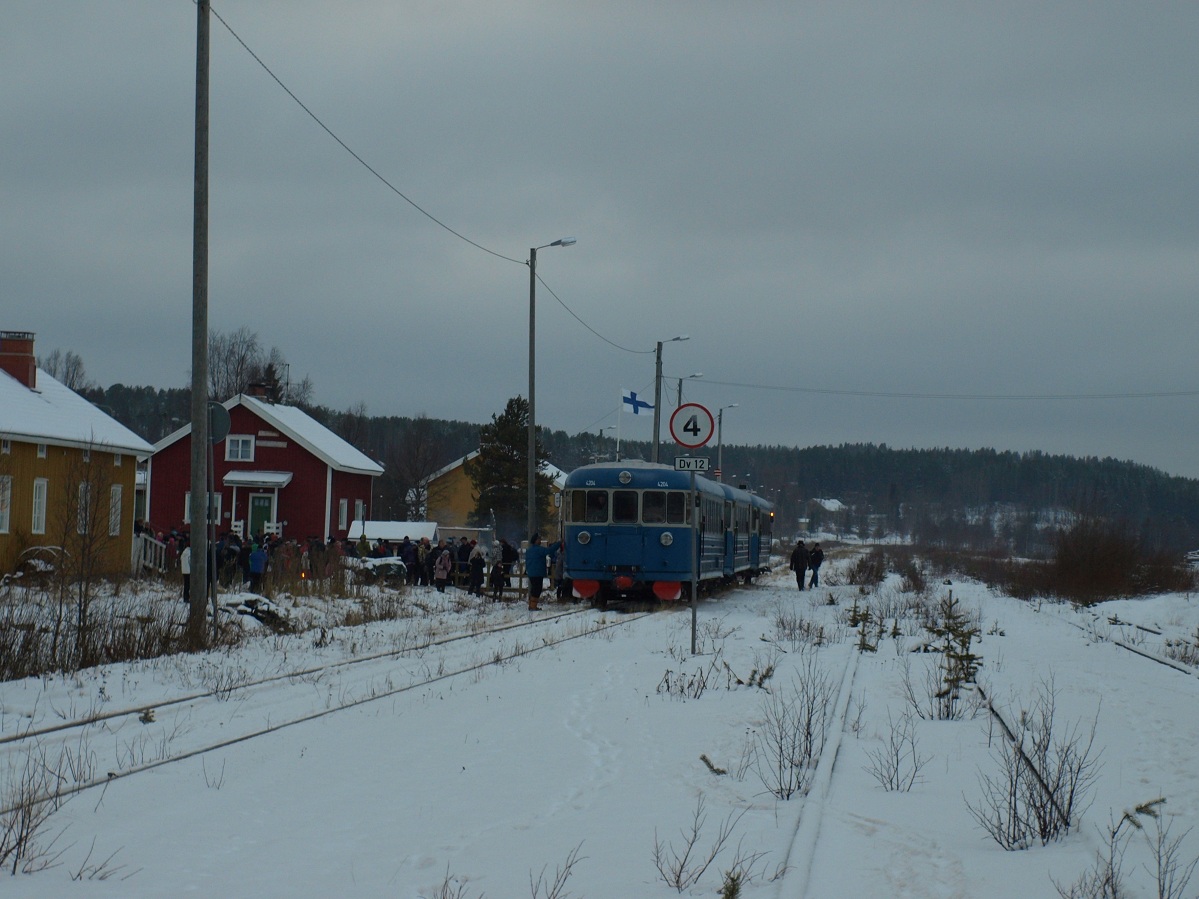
659 531 674 547
577 531 591 545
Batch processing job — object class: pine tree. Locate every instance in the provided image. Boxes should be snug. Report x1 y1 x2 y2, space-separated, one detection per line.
465 396 555 539
926 593 982 719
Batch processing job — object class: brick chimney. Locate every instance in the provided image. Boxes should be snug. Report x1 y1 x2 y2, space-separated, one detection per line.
0 330 36 389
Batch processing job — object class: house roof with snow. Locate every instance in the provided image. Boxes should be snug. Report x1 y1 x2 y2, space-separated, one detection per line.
154 393 383 477
421 450 567 488
0 367 154 456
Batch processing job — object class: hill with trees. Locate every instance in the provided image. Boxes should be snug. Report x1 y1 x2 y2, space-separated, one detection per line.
78 380 1199 555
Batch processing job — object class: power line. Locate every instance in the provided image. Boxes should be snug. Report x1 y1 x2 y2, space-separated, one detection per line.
209 5 522 265
210 5 650 357
697 377 1199 401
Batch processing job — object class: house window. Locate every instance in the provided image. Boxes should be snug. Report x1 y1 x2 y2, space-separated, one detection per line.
0 476 11 534
1 439 10 454
109 485 123 537
338 498 349 530
184 491 223 524
113 453 122 467
77 482 92 534
32 478 48 534
37 444 47 459
354 499 365 523
226 436 254 462
82 448 91 463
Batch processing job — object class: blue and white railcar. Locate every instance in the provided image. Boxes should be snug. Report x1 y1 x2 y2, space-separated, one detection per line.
561 461 773 604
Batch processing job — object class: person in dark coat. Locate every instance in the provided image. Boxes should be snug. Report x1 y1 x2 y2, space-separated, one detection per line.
789 540 810 590
488 557 505 601
808 543 825 588
468 543 487 596
523 534 560 611
499 538 520 591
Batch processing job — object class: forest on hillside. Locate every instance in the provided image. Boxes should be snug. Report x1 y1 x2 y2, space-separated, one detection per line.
81 381 1199 555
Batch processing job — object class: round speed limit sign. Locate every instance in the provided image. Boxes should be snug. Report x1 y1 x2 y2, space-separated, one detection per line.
669 402 715 448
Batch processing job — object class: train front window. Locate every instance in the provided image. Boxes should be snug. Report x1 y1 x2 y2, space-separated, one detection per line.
612 490 638 523
667 492 687 523
584 490 609 523
643 491 666 523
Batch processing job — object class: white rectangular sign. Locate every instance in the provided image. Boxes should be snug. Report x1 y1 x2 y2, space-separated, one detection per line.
674 456 710 472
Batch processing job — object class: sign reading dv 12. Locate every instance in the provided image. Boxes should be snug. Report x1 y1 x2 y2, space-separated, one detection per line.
674 456 710 472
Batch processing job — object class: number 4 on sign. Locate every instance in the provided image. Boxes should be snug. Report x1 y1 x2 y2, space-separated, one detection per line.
669 403 714 449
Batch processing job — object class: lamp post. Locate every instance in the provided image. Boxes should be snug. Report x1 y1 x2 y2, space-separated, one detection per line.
528 237 576 542
716 403 738 482
594 425 617 463
652 335 689 463
675 372 703 406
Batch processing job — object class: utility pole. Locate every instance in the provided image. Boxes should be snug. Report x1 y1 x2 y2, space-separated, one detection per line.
187 0 210 648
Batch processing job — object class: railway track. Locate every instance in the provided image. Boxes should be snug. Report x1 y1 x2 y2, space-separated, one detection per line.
1052 606 1199 679
0 606 652 814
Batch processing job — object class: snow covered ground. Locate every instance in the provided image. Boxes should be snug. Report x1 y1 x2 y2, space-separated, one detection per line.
3 556 1199 897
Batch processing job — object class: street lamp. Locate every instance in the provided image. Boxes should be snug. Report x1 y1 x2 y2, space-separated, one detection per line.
675 372 703 407
716 403 738 482
594 425 617 463
652 335 689 463
528 237 576 542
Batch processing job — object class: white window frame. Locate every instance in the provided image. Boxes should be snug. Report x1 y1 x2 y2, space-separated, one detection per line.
354 498 365 524
1 439 10 454
109 485 123 537
0 475 11 534
338 498 349 530
37 444 47 459
184 491 223 524
225 435 255 462
113 453 122 467
32 478 48 535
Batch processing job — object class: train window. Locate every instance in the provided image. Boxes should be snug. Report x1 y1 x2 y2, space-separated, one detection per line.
584 490 609 523
666 492 687 523
643 491 667 523
612 490 638 523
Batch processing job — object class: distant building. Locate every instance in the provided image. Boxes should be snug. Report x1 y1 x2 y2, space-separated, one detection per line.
147 390 383 543
422 450 565 539
0 330 154 574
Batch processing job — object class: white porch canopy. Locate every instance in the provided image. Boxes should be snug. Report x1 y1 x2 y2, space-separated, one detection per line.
222 471 294 488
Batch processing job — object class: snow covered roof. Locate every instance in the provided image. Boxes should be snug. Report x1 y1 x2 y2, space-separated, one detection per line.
155 394 383 477
238 396 383 476
813 498 845 512
0 367 154 456
422 450 566 488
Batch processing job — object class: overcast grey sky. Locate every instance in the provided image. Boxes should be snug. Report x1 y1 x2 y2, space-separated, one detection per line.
4 3 1198 476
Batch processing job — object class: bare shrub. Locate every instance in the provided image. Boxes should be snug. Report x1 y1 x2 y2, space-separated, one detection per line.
0 744 70 875
529 841 585 899
845 549 886 588
751 652 836 799
864 709 929 792
653 794 748 892
771 602 826 648
970 680 1101 850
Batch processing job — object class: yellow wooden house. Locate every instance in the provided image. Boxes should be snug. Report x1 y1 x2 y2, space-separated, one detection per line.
0 331 154 576
422 450 565 540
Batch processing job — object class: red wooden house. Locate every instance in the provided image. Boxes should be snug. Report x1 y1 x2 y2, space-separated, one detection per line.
146 392 383 543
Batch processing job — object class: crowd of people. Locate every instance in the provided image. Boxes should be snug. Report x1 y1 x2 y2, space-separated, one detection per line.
155 521 566 610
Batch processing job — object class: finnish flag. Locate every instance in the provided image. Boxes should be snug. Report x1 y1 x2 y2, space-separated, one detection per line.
622 389 653 415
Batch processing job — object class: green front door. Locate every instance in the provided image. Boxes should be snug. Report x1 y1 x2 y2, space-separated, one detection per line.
249 494 273 540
